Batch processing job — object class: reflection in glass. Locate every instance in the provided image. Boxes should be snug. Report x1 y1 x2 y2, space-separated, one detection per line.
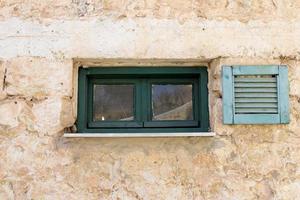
93 85 134 121
152 84 193 120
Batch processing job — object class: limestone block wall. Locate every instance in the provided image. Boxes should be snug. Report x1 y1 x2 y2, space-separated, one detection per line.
0 0 300 199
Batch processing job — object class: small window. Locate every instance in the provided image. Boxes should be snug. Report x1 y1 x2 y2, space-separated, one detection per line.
222 65 289 124
77 67 209 133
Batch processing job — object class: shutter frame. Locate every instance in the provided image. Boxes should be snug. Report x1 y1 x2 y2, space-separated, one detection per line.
222 66 234 124
222 65 290 125
278 66 290 123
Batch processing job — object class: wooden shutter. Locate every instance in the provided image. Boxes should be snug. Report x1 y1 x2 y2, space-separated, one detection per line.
222 65 289 124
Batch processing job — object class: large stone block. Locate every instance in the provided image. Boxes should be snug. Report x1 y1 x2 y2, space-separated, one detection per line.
0 0 300 22
288 60 300 97
1 18 300 59
0 100 35 135
32 97 75 135
0 100 23 128
5 58 73 98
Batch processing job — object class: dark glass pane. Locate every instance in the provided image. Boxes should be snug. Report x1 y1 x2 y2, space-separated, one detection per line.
93 85 134 121
152 84 193 120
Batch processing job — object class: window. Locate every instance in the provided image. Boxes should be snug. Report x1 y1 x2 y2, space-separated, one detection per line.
222 65 289 124
77 67 209 133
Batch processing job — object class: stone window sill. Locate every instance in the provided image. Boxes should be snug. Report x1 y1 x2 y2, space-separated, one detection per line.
63 132 216 138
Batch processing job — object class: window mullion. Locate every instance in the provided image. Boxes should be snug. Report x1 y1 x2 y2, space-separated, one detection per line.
135 79 143 123
140 78 151 126
87 79 94 124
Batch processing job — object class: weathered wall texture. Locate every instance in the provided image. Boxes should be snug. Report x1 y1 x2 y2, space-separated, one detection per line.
0 0 300 199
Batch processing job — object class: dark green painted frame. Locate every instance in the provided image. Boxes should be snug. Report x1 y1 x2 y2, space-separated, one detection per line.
77 67 209 133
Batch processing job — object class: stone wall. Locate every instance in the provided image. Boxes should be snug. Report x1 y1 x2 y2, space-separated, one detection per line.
0 0 300 199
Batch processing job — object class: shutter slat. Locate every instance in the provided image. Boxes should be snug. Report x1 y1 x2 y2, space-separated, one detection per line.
235 98 278 103
234 78 277 83
235 93 277 98
235 108 278 113
235 88 277 93
235 102 278 108
234 83 277 88
234 75 279 114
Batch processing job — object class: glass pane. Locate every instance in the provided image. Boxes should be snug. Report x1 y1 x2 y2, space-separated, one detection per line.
93 85 134 121
152 84 193 120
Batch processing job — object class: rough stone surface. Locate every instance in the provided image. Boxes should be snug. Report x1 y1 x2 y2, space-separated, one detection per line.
0 0 300 22
32 97 75 135
5 57 73 98
0 100 23 128
0 0 299 199
0 19 300 60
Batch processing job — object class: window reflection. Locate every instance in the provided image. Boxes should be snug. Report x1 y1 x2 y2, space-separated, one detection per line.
152 84 193 120
93 85 134 121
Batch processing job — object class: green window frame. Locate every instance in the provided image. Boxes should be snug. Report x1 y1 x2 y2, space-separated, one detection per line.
222 65 290 124
77 67 209 133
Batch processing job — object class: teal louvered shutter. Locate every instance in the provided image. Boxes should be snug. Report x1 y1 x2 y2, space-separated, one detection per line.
222 65 289 124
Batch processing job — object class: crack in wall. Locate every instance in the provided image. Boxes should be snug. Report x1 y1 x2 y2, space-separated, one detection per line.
2 67 7 91
272 0 277 8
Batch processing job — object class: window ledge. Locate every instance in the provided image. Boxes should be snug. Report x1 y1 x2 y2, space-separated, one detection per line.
64 132 216 138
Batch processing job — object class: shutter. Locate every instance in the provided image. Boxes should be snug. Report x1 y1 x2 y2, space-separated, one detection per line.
222 65 290 124
234 75 278 114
